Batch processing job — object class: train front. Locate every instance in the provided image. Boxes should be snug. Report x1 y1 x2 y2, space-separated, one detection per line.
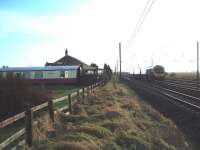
153 65 165 80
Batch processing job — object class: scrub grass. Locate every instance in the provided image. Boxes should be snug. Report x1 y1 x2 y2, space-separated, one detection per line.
31 80 191 150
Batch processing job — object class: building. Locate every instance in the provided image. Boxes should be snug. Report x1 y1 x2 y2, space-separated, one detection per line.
45 49 97 74
45 49 101 85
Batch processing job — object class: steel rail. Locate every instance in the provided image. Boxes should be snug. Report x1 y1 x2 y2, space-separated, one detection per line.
125 77 200 112
155 81 200 92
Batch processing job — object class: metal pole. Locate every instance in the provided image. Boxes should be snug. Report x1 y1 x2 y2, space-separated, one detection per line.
151 56 154 67
119 43 122 79
197 41 199 86
116 60 118 78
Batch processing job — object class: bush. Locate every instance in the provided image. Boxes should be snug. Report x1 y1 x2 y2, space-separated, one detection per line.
0 76 51 121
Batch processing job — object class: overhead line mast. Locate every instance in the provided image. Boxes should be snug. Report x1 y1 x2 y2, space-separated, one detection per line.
119 43 122 79
197 41 199 86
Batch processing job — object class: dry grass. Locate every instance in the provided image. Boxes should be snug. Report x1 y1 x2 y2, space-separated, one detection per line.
32 80 190 150
51 141 98 150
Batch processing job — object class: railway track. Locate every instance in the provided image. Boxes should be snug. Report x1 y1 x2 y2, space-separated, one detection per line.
124 76 200 113
161 79 200 88
125 75 200 149
154 79 200 98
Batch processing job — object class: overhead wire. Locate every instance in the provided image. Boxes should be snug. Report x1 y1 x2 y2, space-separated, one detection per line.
127 0 156 49
128 0 152 45
126 0 157 73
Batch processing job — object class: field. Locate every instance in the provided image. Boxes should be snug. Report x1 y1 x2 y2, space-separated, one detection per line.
44 85 83 99
29 80 191 150
166 72 196 80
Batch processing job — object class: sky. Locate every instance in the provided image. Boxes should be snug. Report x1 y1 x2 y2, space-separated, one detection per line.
1 0 200 73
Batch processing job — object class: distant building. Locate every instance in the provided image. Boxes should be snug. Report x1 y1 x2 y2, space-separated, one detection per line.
45 48 97 73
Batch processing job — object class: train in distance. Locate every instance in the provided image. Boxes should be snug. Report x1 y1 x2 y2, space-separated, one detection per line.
146 65 165 80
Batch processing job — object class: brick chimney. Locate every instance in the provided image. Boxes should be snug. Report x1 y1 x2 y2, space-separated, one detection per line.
65 48 68 56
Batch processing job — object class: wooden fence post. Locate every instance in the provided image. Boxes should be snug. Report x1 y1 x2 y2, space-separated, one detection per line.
25 104 33 147
48 100 54 122
77 90 80 101
82 88 85 99
87 87 90 97
68 94 72 114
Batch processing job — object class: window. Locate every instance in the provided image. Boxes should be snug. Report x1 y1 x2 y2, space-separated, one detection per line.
23 72 30 78
34 71 43 79
60 71 65 78
15 72 21 78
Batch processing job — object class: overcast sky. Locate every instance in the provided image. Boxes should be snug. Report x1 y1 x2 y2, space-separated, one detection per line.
0 0 200 73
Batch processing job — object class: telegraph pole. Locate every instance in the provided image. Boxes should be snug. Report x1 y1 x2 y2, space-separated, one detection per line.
119 43 122 79
197 41 199 86
151 56 154 67
116 60 118 78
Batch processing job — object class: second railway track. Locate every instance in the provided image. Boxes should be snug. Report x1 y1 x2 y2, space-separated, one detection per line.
124 76 200 113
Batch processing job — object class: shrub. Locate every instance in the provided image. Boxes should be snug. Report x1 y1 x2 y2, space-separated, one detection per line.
0 76 51 121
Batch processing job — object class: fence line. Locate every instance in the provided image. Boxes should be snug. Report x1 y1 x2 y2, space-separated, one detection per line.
0 129 25 150
0 80 105 150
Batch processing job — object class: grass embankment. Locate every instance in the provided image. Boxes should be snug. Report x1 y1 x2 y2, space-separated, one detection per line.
29 80 190 150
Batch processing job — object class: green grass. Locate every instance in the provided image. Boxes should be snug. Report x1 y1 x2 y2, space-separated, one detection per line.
0 119 25 143
46 85 82 99
54 99 69 109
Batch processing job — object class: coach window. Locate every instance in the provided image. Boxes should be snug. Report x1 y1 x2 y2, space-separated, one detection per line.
7 72 13 78
34 71 43 79
15 72 21 78
60 71 65 78
65 71 69 78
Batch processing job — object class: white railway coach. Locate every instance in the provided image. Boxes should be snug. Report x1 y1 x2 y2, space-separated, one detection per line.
0 66 80 84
